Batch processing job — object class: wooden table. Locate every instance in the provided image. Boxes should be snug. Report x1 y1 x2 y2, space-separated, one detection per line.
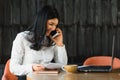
27 71 120 80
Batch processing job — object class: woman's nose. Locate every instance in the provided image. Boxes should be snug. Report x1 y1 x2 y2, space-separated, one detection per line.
50 26 56 31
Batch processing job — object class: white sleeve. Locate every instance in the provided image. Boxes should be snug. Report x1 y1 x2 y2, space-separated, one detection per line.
54 45 68 65
43 45 68 69
10 33 33 76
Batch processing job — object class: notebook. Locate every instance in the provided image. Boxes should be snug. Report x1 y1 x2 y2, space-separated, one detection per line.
36 69 60 74
77 35 115 72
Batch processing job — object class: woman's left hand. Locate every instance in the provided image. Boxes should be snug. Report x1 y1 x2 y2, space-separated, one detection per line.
50 28 64 46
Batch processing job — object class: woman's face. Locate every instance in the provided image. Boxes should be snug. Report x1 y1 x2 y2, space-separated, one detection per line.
46 18 58 36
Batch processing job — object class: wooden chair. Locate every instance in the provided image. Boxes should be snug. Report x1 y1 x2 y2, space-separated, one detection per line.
1 59 18 80
83 56 120 69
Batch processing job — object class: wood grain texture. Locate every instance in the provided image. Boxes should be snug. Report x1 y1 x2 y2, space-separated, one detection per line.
0 0 120 64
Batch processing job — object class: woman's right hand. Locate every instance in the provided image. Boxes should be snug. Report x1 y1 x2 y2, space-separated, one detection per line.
32 64 45 71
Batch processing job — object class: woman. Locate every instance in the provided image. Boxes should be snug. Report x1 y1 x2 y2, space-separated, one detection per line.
10 5 68 76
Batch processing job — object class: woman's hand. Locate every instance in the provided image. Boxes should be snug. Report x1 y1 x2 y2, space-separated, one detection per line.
50 28 64 46
32 64 45 72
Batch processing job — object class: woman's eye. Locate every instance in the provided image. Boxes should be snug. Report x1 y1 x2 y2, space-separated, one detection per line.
49 24 54 26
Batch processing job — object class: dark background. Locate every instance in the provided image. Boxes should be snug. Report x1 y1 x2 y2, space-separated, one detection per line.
1 0 120 78
0 0 120 65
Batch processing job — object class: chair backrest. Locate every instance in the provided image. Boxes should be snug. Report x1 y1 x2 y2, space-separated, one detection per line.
1 59 18 80
83 56 120 69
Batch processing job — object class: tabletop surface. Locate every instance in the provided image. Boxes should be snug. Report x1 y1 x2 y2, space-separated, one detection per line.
27 70 120 80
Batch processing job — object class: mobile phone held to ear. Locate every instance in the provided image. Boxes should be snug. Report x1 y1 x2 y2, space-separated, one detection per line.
50 30 59 38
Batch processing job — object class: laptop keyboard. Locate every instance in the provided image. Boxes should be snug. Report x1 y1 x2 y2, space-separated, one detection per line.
77 66 111 72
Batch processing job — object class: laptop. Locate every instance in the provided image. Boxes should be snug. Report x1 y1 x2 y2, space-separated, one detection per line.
77 35 115 72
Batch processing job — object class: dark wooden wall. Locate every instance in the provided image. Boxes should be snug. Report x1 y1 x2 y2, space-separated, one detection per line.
0 0 120 64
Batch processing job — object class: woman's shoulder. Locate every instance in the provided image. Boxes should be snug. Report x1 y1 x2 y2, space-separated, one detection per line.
16 31 29 37
16 31 34 40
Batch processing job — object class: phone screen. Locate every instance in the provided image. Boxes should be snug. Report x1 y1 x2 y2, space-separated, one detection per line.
50 30 59 38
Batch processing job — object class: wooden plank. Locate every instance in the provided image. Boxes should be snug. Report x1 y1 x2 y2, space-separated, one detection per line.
79 0 87 25
21 0 28 25
118 0 120 12
77 26 86 62
118 0 120 25
4 0 12 25
73 0 80 57
0 0 4 25
78 26 86 55
36 0 46 12
101 25 109 55
84 27 94 57
101 0 111 25
93 27 101 55
3 26 12 55
63 0 74 25
63 0 77 57
63 26 77 57
108 27 115 56
2 25 19 63
0 26 2 63
74 0 80 23
2 26 11 63
118 12 120 25
53 0 64 22
95 0 102 26
27 0 36 25
12 0 20 24
47 0 55 6
87 0 95 25
116 27 120 58
111 0 117 26
62 26 68 55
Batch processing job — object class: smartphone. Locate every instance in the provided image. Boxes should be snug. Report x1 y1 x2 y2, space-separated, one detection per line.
50 30 59 38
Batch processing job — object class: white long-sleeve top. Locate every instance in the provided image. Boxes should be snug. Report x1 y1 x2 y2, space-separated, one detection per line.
10 31 68 76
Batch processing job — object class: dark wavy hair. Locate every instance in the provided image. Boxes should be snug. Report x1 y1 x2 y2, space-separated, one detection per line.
28 5 59 50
